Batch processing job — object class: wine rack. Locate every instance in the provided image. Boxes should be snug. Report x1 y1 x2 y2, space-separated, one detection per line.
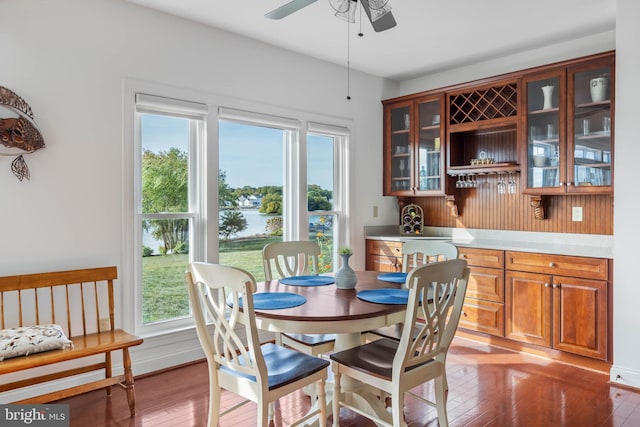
399 204 424 235
449 83 518 125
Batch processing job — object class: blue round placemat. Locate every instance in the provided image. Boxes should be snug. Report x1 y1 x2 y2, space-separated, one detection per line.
279 275 335 286
377 272 408 284
357 288 410 305
227 292 307 310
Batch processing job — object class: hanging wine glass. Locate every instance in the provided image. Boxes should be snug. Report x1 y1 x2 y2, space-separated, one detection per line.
508 173 517 194
497 174 506 194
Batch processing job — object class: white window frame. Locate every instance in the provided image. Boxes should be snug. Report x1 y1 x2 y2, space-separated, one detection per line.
126 90 207 336
306 122 351 268
123 83 351 337
218 109 350 251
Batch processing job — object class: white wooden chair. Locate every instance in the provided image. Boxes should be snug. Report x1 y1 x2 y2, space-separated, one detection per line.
185 262 329 427
263 241 336 356
401 240 459 273
367 240 460 342
331 259 469 427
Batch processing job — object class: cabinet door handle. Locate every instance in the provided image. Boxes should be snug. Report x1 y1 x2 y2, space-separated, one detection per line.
567 182 573 187
549 262 556 268
544 283 550 288
554 283 560 288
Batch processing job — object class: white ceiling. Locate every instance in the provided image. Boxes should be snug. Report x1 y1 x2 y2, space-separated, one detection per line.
126 0 616 81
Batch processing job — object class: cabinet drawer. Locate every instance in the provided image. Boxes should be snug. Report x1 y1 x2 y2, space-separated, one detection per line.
366 240 403 257
460 299 504 336
505 251 607 280
467 266 504 302
459 247 504 269
367 256 401 272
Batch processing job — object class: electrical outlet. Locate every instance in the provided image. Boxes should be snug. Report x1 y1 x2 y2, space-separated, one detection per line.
373 206 378 218
572 206 583 222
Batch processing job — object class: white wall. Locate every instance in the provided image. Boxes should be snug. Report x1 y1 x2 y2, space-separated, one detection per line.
398 30 615 96
610 0 640 389
0 0 398 393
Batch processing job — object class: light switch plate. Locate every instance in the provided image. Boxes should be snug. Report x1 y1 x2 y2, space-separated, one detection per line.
572 206 583 222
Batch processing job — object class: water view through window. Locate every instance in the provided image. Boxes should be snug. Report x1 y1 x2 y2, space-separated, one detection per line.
138 110 342 326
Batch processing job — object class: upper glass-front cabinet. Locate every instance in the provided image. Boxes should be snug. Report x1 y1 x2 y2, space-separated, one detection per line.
567 59 613 193
523 55 614 195
417 96 444 193
383 96 444 196
523 71 566 193
385 100 413 195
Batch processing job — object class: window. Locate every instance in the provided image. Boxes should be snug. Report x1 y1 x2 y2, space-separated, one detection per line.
134 94 206 333
125 90 350 336
307 123 349 272
217 110 349 279
218 119 287 281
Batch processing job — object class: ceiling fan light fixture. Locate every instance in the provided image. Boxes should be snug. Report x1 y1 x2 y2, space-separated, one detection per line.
366 0 389 9
334 2 357 23
363 0 391 22
329 0 350 13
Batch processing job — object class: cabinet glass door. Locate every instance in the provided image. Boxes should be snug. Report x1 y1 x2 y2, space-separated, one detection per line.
525 73 564 192
417 98 442 192
389 104 412 193
569 64 612 190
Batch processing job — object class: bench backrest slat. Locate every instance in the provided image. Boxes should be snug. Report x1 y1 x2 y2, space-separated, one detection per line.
0 267 118 338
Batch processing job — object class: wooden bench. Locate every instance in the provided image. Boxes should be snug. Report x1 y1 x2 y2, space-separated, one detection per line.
0 266 143 415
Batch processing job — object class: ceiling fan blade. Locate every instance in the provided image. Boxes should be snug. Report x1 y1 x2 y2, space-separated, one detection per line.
265 0 319 19
360 0 397 32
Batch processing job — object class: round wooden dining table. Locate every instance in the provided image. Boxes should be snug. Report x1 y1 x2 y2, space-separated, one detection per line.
253 270 406 348
252 270 407 426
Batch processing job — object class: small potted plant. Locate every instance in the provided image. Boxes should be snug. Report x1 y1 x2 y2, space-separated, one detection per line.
339 247 353 256
335 247 357 289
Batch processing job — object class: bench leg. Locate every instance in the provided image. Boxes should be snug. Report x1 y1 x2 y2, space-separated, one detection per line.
105 352 113 396
123 348 136 416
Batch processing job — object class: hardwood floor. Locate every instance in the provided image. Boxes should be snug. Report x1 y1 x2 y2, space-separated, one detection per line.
57 337 640 426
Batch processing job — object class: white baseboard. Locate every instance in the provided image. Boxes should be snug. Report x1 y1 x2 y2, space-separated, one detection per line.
610 365 640 390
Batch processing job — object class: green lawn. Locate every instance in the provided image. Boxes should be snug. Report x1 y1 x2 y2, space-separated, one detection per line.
141 236 280 323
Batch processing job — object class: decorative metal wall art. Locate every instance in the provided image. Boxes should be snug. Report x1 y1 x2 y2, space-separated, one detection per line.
0 86 45 181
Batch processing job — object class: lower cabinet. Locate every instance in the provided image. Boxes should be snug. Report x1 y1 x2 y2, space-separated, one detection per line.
364 241 610 362
365 239 402 272
458 248 505 336
505 251 608 360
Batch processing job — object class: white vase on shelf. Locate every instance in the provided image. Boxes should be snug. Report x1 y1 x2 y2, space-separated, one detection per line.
590 76 608 102
541 85 555 110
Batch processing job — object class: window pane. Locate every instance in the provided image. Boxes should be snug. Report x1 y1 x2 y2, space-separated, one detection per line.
308 133 337 272
309 214 335 273
139 112 192 326
307 134 334 210
141 219 190 324
141 114 189 213
218 121 284 282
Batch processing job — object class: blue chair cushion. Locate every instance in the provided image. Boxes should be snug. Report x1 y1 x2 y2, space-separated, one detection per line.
221 343 329 390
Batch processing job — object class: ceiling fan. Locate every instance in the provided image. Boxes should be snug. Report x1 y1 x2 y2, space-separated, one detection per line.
265 0 397 32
